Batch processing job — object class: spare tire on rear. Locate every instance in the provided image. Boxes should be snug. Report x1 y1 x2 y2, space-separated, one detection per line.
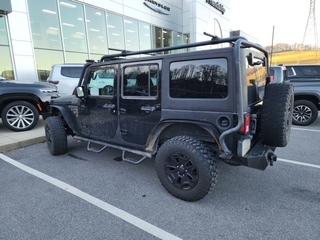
260 83 294 147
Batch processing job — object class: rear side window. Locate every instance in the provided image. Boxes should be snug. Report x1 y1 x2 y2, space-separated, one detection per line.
61 67 83 78
170 58 228 98
122 64 158 98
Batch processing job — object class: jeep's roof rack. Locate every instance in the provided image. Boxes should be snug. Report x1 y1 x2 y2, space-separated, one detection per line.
100 35 248 62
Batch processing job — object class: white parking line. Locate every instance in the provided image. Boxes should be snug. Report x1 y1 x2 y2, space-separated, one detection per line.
277 158 320 169
0 153 182 240
291 127 320 133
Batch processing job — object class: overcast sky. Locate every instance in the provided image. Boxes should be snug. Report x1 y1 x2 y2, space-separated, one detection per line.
230 0 320 46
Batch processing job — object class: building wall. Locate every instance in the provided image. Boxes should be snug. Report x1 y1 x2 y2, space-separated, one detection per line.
1 0 231 82
7 0 37 81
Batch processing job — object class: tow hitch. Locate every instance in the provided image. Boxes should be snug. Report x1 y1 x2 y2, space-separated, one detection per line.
268 152 277 166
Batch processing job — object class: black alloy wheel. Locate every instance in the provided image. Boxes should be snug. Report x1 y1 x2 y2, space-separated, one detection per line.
292 100 318 126
155 136 217 202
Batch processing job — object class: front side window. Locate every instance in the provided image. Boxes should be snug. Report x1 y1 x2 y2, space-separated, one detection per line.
123 64 158 98
87 68 115 96
170 59 228 98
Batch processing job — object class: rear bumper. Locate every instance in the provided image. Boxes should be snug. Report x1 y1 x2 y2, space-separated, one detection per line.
224 141 277 170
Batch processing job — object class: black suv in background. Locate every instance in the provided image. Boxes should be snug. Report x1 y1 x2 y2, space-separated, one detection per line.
0 80 59 131
44 35 294 201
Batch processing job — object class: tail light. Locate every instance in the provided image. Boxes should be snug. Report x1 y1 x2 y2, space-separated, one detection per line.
239 113 250 134
267 76 274 82
48 80 59 84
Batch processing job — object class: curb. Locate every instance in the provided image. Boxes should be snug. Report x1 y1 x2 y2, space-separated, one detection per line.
0 136 46 153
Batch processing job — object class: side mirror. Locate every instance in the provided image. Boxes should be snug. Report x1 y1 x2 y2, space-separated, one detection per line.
75 86 84 97
247 53 254 66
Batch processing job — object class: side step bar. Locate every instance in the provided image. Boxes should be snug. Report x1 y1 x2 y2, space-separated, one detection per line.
74 136 152 165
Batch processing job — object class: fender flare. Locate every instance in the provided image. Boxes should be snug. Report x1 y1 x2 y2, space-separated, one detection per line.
145 120 222 153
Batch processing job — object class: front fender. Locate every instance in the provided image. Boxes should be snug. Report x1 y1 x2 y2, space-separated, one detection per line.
49 104 80 134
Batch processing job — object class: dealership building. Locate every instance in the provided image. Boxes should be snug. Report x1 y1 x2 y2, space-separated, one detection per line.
0 0 231 82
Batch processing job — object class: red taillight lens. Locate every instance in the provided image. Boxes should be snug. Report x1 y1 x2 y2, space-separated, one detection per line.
49 80 59 84
269 76 274 82
239 113 250 134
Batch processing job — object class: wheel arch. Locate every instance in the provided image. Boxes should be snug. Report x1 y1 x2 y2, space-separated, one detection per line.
49 105 79 134
145 120 222 153
294 94 320 110
0 95 42 113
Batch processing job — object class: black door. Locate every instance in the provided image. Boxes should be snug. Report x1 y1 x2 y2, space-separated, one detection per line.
119 63 161 147
76 66 118 141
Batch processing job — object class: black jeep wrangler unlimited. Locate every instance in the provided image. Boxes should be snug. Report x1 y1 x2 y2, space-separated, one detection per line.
45 35 294 201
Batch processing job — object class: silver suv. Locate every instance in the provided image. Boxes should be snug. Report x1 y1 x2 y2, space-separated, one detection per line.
47 63 84 96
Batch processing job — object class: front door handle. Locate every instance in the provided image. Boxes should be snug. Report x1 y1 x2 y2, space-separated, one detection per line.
103 103 116 109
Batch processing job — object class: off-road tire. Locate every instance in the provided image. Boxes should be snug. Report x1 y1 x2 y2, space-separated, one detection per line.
292 100 318 126
261 83 294 147
45 116 67 155
1 101 39 132
155 136 217 202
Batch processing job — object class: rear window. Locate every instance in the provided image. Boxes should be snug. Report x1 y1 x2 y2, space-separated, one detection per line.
61 66 83 78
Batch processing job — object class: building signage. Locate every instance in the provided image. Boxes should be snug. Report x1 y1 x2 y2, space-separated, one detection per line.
206 0 225 15
144 0 170 15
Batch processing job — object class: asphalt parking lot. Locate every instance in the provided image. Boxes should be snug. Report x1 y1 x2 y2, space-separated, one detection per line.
0 117 319 240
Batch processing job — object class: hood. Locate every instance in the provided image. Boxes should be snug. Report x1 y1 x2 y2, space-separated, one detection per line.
1 80 56 89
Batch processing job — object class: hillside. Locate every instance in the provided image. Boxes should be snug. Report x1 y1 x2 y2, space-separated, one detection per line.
269 50 320 65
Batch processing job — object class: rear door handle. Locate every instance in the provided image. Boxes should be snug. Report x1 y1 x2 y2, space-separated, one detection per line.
141 105 156 112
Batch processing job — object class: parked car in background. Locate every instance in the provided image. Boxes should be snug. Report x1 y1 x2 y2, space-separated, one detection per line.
270 65 288 84
47 63 84 96
0 80 59 131
272 64 320 126
286 64 320 79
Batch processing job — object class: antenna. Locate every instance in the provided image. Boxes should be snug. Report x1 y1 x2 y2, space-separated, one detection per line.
300 0 319 63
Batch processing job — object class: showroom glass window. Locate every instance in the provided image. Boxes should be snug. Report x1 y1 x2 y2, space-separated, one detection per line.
124 17 139 51
107 12 124 52
139 22 151 50
28 0 62 50
0 16 14 80
59 0 87 54
163 28 172 54
28 0 64 81
85 6 107 56
153 26 162 49
152 27 173 54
